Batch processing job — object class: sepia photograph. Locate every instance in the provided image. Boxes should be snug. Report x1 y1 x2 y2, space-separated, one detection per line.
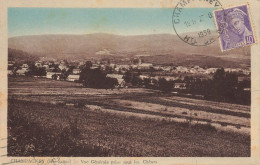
6 6 252 157
0 0 259 164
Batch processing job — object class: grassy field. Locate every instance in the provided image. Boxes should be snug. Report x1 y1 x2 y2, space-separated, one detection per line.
8 76 251 156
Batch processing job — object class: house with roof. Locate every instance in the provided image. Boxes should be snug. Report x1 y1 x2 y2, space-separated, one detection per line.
16 68 28 76
8 63 14 71
174 83 187 89
139 75 149 80
138 63 153 70
238 76 250 83
8 70 14 75
176 66 188 73
46 72 61 79
205 68 218 74
67 74 80 82
43 64 49 70
161 66 171 72
22 63 29 69
35 61 42 68
58 64 69 71
72 68 81 74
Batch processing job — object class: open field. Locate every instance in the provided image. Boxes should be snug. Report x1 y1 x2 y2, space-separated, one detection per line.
8 76 251 156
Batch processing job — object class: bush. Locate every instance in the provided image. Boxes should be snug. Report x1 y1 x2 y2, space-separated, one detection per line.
191 123 217 132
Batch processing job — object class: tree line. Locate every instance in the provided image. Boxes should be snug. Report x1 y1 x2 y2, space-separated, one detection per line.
123 68 250 105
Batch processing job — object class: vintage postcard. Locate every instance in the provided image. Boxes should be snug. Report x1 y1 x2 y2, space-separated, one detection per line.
0 0 260 165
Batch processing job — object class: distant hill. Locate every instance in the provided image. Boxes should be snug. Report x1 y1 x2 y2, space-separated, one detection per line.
8 48 39 64
8 33 250 67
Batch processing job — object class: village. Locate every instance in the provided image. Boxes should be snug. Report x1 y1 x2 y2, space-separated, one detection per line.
7 56 251 91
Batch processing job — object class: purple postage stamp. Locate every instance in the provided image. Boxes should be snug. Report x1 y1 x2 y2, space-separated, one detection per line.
214 4 256 51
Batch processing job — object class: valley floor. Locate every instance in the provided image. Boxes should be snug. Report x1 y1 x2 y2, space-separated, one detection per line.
8 77 250 156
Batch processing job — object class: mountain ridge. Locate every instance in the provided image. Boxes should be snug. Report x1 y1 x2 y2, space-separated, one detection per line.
8 33 250 67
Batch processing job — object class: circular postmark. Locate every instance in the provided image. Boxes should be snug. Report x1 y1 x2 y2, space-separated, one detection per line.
172 0 223 46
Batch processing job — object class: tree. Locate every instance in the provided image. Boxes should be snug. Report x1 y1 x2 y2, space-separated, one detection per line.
26 64 46 77
237 79 250 91
143 78 151 88
67 66 75 74
158 78 173 92
85 61 92 69
80 68 118 89
52 64 60 72
133 59 139 65
104 77 118 89
223 73 238 100
184 76 194 90
151 79 158 88
105 66 113 74
210 68 238 101
81 69 105 88
52 74 58 80
131 76 142 86
213 68 225 82
123 71 132 83
211 68 226 98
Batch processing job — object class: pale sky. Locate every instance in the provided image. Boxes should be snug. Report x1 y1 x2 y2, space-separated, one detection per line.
8 8 216 37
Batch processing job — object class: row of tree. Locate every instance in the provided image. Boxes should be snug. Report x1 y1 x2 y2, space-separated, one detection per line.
123 68 250 105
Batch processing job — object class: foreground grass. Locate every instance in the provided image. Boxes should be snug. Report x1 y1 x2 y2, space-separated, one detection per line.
8 99 250 157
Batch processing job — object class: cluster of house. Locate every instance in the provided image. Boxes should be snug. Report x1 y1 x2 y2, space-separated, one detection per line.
13 63 29 76
171 66 250 75
96 63 251 76
8 58 251 90
105 62 250 76
46 69 81 82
